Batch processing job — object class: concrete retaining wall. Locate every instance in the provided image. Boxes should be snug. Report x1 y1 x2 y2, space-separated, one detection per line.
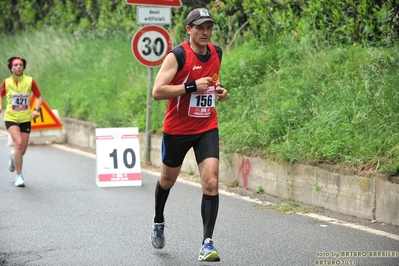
2 114 398 226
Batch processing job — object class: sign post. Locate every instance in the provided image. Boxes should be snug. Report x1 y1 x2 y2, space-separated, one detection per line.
131 25 173 162
127 0 179 163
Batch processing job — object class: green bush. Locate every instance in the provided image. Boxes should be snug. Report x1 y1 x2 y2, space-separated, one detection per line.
1 1 397 46
211 0 399 47
218 37 399 173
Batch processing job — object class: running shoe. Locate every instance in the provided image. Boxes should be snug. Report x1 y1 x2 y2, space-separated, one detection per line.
198 238 220 262
8 150 15 172
14 174 25 187
151 222 165 249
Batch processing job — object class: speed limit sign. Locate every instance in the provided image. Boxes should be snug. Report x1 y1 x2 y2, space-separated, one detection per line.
131 25 173 67
95 127 142 187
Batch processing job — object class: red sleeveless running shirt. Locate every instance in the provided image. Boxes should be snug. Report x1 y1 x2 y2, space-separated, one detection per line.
163 41 221 135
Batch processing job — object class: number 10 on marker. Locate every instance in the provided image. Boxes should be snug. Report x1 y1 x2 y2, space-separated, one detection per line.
109 148 136 169
95 127 142 187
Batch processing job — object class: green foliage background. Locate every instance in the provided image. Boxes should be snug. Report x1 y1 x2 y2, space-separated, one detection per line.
1 0 398 45
1 0 399 175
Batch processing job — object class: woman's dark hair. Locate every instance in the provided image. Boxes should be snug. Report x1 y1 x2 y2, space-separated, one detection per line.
7 57 27 72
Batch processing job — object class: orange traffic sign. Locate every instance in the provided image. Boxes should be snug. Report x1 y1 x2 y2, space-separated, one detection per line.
125 0 182 7
29 96 63 131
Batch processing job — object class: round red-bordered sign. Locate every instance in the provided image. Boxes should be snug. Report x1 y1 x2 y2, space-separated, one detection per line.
131 25 173 67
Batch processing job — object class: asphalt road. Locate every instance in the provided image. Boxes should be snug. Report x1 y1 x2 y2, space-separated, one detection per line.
0 130 398 266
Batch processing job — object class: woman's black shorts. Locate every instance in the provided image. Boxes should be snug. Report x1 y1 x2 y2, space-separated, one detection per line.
5 121 31 134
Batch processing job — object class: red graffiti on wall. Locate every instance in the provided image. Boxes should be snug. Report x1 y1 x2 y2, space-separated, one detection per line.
238 158 250 188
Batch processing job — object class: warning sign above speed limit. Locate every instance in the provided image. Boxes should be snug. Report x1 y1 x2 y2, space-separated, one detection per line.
131 25 173 68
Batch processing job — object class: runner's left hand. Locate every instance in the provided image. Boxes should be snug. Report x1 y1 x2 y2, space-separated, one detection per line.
216 87 228 102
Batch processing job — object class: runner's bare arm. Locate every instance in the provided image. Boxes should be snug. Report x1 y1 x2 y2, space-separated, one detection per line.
153 53 183 100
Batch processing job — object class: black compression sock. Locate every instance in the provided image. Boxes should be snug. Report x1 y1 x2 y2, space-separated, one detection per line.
154 180 170 223
201 194 219 243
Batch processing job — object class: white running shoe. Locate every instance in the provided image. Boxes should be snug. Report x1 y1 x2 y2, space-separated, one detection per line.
151 222 165 249
8 150 15 172
198 238 220 262
14 174 25 187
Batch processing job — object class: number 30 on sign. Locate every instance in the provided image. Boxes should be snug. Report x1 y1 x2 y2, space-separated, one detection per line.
95 127 142 187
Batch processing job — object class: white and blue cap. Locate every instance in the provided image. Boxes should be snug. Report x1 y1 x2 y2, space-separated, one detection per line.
186 8 216 25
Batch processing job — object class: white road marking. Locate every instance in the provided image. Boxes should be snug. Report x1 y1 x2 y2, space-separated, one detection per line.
52 143 399 242
301 212 399 241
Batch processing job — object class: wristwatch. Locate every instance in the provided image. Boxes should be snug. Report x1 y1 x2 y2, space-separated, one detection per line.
216 84 224 88
34 108 40 112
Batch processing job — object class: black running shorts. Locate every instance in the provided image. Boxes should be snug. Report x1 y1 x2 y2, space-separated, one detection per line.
162 128 219 167
5 121 31 134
